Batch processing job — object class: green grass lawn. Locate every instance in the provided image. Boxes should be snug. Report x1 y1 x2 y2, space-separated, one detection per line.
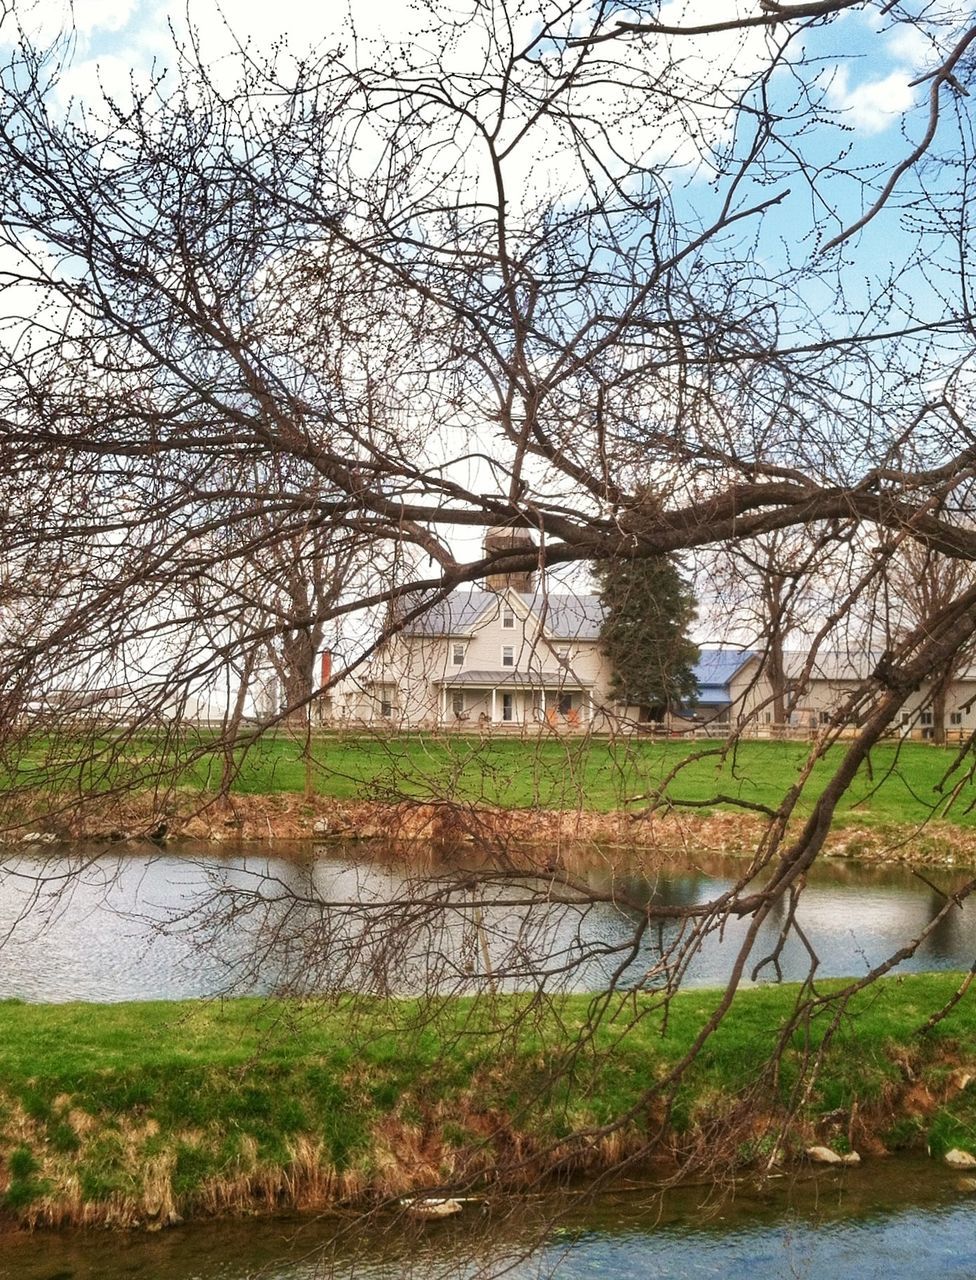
198 734 976 826
0 974 973 1223
0 976 970 1135
6 733 976 827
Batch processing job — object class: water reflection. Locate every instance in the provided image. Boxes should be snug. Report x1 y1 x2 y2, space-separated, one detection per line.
0 843 973 1002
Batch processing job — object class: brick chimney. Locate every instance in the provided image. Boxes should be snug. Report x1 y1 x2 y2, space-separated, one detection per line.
484 526 536 593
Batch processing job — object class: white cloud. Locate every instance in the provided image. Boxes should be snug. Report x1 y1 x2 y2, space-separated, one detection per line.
0 0 786 236
72 0 136 36
885 21 933 68
827 65 915 135
1 0 136 48
54 48 149 109
152 0 432 60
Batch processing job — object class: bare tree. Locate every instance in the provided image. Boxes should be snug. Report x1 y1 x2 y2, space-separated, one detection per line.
2 0 976 1235
886 537 976 743
701 530 840 728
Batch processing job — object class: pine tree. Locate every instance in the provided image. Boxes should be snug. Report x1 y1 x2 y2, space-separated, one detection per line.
595 553 699 720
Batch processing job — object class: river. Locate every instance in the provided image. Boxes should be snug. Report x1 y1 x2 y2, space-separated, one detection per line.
0 842 973 1000
2 1159 974 1279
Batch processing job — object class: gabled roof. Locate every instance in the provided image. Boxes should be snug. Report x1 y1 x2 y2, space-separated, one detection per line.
518 591 603 640
401 590 496 637
762 649 976 684
783 650 878 682
402 587 604 640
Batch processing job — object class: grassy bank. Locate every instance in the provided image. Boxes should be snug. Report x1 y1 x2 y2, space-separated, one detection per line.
1 975 974 1229
8 736 976 831
223 735 975 826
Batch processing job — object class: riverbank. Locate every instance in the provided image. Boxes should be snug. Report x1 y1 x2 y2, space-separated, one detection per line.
16 790 976 868
1 1156 973 1280
6 736 976 866
1 975 974 1231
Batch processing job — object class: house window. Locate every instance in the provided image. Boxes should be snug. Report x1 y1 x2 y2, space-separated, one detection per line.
819 711 831 726
502 606 515 629
901 713 910 726
380 698 393 718
452 643 465 666
951 711 963 726
502 645 515 667
451 693 464 717
920 710 933 726
502 693 514 722
558 693 572 716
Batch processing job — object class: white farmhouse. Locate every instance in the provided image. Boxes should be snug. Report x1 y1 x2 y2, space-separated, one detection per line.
341 617 976 740
328 529 976 740
364 584 610 730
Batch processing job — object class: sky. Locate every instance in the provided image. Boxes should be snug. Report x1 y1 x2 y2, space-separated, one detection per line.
11 0 949 335
9 1 937 167
4 0 948 334
3 0 972 652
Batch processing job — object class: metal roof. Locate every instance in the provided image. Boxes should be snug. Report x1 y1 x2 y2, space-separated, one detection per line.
696 686 735 705
782 650 890 682
402 590 495 636
403 588 604 640
403 596 960 693
432 669 593 688
774 649 976 684
692 649 756 690
517 591 604 640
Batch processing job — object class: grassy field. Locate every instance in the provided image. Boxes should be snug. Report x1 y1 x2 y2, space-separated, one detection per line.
7 733 976 828
0 974 974 1225
181 735 976 826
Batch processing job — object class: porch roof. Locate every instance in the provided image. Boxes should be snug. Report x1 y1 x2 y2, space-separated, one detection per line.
432 669 594 688
696 686 734 706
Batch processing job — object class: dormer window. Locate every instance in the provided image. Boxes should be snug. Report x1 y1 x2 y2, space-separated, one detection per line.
502 606 515 629
452 643 465 666
502 645 515 668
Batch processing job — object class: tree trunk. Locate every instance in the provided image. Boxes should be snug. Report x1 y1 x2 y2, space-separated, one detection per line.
303 720 316 803
278 630 317 724
768 627 786 734
764 575 788 734
219 648 258 809
932 670 950 745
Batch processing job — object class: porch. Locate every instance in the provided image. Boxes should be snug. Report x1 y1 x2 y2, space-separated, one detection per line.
432 669 594 729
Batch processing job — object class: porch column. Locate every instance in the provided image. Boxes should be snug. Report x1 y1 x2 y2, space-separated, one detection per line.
490 687 497 722
440 684 447 726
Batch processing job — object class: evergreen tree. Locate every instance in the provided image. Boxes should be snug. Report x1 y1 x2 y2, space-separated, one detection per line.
595 553 699 720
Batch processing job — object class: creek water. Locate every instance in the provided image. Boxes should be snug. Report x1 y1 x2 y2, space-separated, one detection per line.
1 1159 974 1279
0 842 973 1001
